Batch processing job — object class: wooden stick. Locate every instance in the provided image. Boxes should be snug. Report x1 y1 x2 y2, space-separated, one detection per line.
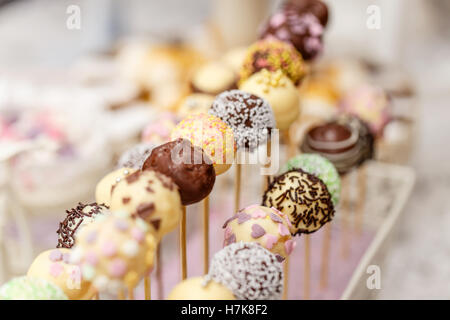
304 234 311 300
283 256 289 300
234 163 241 213
340 173 351 259
262 139 272 194
319 223 331 289
144 276 151 300
92 291 99 300
117 289 125 300
203 196 210 275
128 286 134 300
156 243 162 300
180 206 187 280
355 165 367 235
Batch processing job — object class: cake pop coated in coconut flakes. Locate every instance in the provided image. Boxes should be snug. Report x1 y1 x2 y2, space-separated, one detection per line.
205 242 283 300
209 90 275 151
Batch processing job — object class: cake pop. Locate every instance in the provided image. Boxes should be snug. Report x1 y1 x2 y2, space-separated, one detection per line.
27 248 96 300
262 168 334 235
282 153 341 206
116 143 155 170
95 168 136 207
223 205 295 260
240 39 305 86
284 0 329 27
301 116 374 174
240 69 300 131
0 276 68 300
57 202 109 249
141 112 180 145
191 62 237 95
206 242 283 300
260 9 324 61
168 277 236 300
142 138 216 205
171 113 236 175
70 211 157 295
339 84 391 136
209 90 275 151
177 93 215 118
109 170 182 240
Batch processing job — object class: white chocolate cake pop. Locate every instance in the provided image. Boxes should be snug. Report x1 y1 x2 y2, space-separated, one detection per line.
70 211 157 295
0 276 68 300
223 205 295 260
27 248 96 300
95 168 136 207
205 242 283 300
262 169 334 235
168 276 236 300
109 170 182 240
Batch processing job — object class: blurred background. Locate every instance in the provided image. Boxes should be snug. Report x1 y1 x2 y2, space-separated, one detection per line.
0 0 449 299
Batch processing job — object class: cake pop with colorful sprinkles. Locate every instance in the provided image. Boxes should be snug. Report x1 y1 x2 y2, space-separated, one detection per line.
239 69 300 131
27 248 96 300
282 153 341 206
70 211 157 295
171 113 236 175
142 138 215 205
209 90 275 151
223 205 295 260
109 170 182 240
240 39 305 85
56 202 109 249
0 276 68 300
205 242 283 300
262 168 334 235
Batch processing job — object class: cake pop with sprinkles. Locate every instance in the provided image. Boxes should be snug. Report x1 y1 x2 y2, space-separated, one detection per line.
70 211 157 295
142 138 215 206
223 205 295 261
27 248 96 300
282 153 341 206
171 113 236 175
95 168 137 207
262 168 334 235
109 170 182 240
209 90 275 151
116 143 156 170
56 202 109 249
240 39 305 86
205 242 283 300
0 276 68 300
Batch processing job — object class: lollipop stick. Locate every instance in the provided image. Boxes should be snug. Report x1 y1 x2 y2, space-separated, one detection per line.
156 243 162 299
128 286 134 300
117 289 125 300
355 165 367 235
144 276 151 300
304 234 311 300
92 291 99 300
319 223 331 289
283 256 289 300
180 206 187 280
340 173 351 259
234 163 241 213
262 139 272 194
203 196 210 275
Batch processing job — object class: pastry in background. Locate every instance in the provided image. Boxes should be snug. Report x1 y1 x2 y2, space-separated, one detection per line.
168 276 236 300
191 62 237 95
221 47 247 75
177 93 215 118
141 112 180 145
0 276 68 300
283 0 329 27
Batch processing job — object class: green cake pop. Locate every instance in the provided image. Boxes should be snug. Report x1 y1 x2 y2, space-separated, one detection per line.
281 153 341 206
0 276 68 300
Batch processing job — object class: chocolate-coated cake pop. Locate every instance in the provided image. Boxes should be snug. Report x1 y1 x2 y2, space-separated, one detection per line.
57 202 109 249
209 90 275 151
284 0 329 27
301 116 374 174
142 138 216 206
260 9 324 61
206 242 283 300
262 168 334 235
